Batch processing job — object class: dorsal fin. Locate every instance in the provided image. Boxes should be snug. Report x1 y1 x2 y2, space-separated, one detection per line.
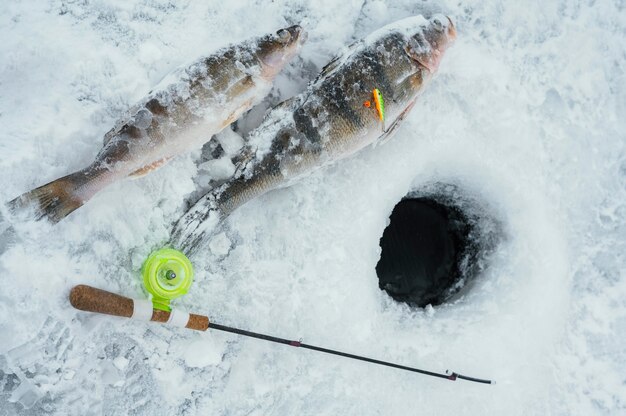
102 128 116 146
314 40 361 82
103 103 146 146
271 96 299 113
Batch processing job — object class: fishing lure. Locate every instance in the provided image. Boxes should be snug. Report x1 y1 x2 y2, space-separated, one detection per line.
372 88 385 123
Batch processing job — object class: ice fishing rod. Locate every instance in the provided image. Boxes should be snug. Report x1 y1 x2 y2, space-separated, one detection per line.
69 248 493 384
69 284 492 384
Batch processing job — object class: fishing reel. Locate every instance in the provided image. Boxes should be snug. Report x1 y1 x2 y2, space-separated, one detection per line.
141 248 194 311
70 248 207 331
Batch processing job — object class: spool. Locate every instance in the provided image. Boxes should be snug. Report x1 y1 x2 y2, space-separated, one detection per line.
141 248 194 311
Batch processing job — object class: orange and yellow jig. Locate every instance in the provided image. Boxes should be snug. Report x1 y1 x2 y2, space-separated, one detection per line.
372 88 385 122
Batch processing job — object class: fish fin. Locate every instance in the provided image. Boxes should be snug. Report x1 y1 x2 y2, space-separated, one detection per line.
104 103 145 146
376 100 417 146
103 128 116 146
128 159 169 179
224 75 254 101
271 97 299 113
222 98 254 129
404 42 437 73
317 56 341 81
231 146 255 170
314 41 361 82
6 171 93 223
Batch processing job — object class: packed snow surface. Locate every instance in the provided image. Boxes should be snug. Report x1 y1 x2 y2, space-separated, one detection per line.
0 0 624 415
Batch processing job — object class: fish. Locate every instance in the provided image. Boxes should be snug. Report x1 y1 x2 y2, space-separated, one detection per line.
7 25 307 223
170 14 457 254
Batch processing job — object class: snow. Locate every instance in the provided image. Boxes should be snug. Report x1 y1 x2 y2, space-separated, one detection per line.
0 0 625 415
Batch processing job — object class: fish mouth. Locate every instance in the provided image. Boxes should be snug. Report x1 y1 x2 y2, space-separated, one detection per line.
277 25 307 47
257 25 307 79
292 25 308 45
407 15 456 74
445 16 457 42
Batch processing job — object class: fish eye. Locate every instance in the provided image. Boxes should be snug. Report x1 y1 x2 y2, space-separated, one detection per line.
432 17 444 32
276 29 292 43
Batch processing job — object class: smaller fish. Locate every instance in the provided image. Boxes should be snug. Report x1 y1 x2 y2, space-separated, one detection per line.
7 25 306 223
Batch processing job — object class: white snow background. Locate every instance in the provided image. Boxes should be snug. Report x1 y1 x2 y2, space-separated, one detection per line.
0 0 624 414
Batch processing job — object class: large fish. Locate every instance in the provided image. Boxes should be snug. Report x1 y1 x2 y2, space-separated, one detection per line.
8 25 306 223
172 14 456 253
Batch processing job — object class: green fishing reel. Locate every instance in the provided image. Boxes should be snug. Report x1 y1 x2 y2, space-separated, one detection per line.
141 248 194 311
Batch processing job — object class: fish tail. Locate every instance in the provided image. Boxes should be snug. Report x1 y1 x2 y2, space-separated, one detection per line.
170 194 221 255
7 167 107 223
170 174 271 253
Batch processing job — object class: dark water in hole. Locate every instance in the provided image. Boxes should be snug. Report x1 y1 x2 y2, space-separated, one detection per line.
376 197 472 307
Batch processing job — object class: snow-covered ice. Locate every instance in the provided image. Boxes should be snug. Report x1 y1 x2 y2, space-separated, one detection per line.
0 0 624 415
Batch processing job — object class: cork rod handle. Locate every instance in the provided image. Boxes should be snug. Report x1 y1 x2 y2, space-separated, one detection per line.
69 284 210 331
70 284 134 317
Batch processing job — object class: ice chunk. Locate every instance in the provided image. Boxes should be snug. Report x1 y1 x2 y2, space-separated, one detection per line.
215 127 245 156
112 356 129 371
208 231 232 256
183 339 225 368
138 42 163 66
7 379 43 409
198 157 236 181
